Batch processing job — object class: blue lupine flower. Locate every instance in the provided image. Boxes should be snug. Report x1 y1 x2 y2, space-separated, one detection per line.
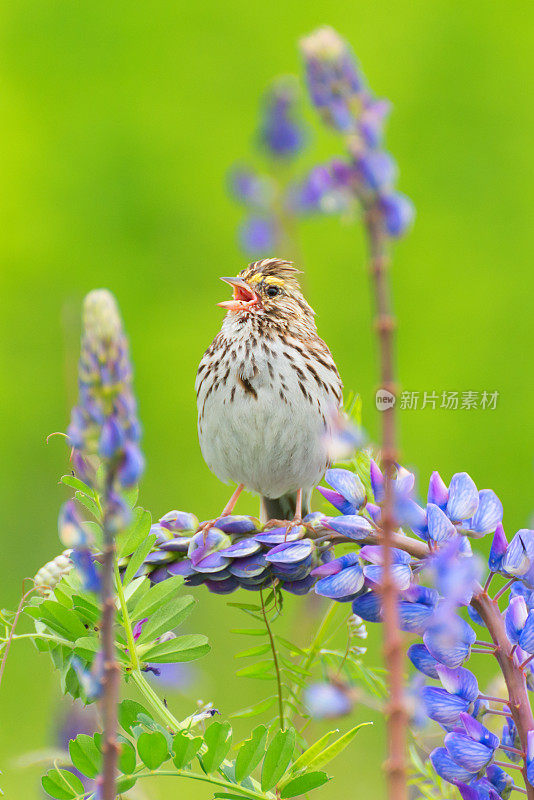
358 98 390 147
502 529 534 587
518 609 534 653
159 510 199 534
356 151 397 191
426 538 481 606
228 166 274 208
257 78 306 159
436 667 479 703
444 730 496 774
324 468 367 510
446 473 480 522
429 747 477 784
68 290 144 493
488 523 508 572
426 503 456 546
352 590 382 622
58 501 100 592
466 490 503 537
314 564 364 601
504 595 528 644
456 780 500 800
304 681 353 719
360 545 412 591
501 718 521 763
238 216 278 254
311 552 359 578
379 192 415 237
422 687 472 726
407 643 440 679
424 611 476 668
428 471 449 509
70 549 101 593
485 764 515 798
324 514 374 540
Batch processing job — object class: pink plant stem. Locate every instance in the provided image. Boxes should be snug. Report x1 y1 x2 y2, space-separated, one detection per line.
365 206 407 800
100 478 120 800
520 654 534 670
494 578 517 602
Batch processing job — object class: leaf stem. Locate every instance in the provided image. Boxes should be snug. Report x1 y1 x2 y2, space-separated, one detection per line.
259 587 284 731
129 668 183 732
113 557 140 672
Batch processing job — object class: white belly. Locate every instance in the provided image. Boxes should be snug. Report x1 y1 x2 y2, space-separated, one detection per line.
196 326 340 499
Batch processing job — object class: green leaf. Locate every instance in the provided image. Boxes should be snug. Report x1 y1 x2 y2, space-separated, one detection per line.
117 775 137 793
235 661 274 679
60 474 94 496
275 636 307 657
26 600 87 641
231 696 276 719
75 490 101 518
73 636 100 661
41 768 85 799
142 633 210 663
202 720 232 773
172 731 202 768
118 737 137 774
122 533 156 587
131 575 184 620
235 644 271 659
297 723 371 773
261 728 296 792
71 595 100 626
227 602 261 612
280 771 329 797
235 724 268 782
119 699 151 734
137 730 170 770
118 507 152 558
284 730 338 778
137 595 195 643
68 733 101 779
123 484 139 508
230 628 268 636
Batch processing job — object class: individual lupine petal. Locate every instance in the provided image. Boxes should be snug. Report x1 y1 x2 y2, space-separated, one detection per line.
427 503 456 545
429 747 477 786
444 732 495 773
281 575 316 595
446 473 479 522
58 501 91 548
324 515 374 539
468 605 484 626
358 97 390 147
396 498 427 533
428 539 481 606
505 595 528 644
365 503 381 523
428 471 449 509
325 468 366 509
423 689 471 726
188 529 231 566
469 490 503 535
502 530 534 577
458 714 499 751
204 577 239 594
315 565 364 600
370 460 384 502
398 601 435 634
190 552 231 574
460 779 501 800
359 545 411 565
228 553 268 579
227 166 274 208
485 765 515 799
311 552 360 578
395 466 415 497
117 442 145 488
356 150 397 191
436 667 479 702
303 511 327 532
527 730 534 787
71 549 101 592
518 609 534 653
380 191 415 237
501 719 521 763
304 682 353 719
364 564 412 591
402 584 439 607
352 590 382 622
265 540 314 565
489 524 508 572
407 643 440 679
424 615 476 668
99 416 125 458
219 538 261 558
455 783 481 800
254 526 305 544
159 510 199 534
214 515 261 535
316 487 356 515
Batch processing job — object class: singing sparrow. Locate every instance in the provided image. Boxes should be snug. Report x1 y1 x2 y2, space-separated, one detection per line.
196 258 343 522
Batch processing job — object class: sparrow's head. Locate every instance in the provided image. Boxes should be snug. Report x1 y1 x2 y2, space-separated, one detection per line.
218 258 314 325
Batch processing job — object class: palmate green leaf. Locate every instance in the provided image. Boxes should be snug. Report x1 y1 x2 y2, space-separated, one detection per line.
118 736 137 774
136 595 195 643
280 771 329 797
117 507 152 558
230 696 276 719
137 730 170 770
142 633 210 663
202 720 232 773
122 533 157 587
261 728 296 792
235 724 268 782
172 731 202 768
69 733 101 778
42 767 85 799
131 575 184 620
26 600 87 641
235 644 271 659
118 699 152 734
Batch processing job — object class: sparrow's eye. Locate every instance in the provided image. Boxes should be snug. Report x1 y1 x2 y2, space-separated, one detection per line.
265 285 280 298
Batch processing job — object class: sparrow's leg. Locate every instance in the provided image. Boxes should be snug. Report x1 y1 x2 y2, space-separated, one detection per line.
198 483 245 542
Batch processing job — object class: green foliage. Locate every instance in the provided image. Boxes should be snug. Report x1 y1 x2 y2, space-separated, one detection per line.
235 725 268 782
202 720 232 772
408 745 456 800
261 728 296 791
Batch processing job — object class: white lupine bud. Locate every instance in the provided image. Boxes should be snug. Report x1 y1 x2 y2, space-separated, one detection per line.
34 550 73 596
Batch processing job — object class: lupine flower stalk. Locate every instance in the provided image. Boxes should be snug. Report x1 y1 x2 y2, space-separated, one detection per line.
300 26 414 800
68 289 143 800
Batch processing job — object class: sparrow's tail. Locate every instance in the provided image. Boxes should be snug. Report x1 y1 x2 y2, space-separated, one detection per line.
260 490 311 523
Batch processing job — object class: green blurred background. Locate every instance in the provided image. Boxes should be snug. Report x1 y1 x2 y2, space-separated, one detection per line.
1 0 533 796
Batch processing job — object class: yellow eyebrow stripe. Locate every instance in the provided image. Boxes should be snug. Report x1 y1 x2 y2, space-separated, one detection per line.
248 274 262 284
264 276 284 286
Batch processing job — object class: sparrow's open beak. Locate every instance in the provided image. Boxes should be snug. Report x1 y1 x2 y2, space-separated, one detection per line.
218 276 259 313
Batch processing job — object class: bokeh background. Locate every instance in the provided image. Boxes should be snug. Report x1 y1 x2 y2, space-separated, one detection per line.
1 0 533 797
